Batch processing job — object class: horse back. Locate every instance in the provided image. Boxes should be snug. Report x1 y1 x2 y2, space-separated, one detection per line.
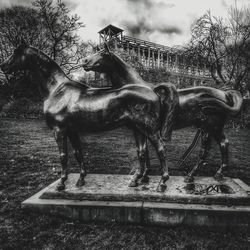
178 86 229 107
175 86 242 130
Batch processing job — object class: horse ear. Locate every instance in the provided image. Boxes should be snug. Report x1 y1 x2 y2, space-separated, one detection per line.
104 43 110 53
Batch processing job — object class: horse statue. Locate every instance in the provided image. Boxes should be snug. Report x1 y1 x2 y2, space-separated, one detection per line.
81 43 243 183
0 40 178 191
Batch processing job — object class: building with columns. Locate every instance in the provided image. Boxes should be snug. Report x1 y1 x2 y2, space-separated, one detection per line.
98 24 213 86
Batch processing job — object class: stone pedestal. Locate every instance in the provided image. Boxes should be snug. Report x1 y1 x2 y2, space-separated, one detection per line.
22 174 250 227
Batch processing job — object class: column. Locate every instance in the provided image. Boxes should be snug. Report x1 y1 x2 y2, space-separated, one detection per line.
159 52 162 68
175 53 178 72
137 45 141 62
142 49 145 67
152 50 155 68
148 47 151 68
114 39 118 50
166 52 169 69
157 50 160 68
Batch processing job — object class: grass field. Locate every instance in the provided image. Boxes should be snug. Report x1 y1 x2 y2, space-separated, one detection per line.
0 118 250 249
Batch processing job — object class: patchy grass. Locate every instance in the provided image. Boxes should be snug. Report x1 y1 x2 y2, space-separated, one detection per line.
0 118 250 249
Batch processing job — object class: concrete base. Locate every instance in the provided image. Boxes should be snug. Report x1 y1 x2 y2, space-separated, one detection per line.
22 174 250 227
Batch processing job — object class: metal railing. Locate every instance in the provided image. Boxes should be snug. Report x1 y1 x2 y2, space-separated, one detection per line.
122 35 182 53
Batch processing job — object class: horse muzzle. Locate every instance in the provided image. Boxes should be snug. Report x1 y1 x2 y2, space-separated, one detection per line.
82 65 92 71
82 57 101 71
82 63 100 72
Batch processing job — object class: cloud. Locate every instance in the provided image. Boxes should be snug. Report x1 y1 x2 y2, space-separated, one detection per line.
121 0 182 38
122 19 182 37
121 0 181 39
0 0 33 8
64 0 78 10
1 0 250 46
114 0 190 45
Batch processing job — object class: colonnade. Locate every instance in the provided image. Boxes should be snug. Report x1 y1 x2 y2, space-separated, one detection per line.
120 38 210 78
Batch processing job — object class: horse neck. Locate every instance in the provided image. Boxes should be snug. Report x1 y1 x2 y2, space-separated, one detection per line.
107 54 144 87
32 54 69 99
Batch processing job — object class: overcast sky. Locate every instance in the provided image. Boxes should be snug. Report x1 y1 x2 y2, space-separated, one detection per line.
1 0 250 46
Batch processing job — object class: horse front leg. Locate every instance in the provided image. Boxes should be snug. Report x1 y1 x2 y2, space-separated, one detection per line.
68 130 86 187
149 132 169 191
129 130 147 187
140 140 150 184
54 127 68 191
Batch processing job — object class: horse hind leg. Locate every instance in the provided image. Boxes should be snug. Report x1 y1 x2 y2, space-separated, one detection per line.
68 130 86 187
148 132 169 191
129 130 147 187
184 132 211 183
214 133 229 180
140 141 150 184
54 127 68 191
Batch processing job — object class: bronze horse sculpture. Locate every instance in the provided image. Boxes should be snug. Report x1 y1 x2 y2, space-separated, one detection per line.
81 43 243 183
0 41 177 191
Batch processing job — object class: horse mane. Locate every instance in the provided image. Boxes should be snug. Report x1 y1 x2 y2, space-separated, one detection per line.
29 46 68 76
29 46 60 69
108 51 144 83
28 46 89 91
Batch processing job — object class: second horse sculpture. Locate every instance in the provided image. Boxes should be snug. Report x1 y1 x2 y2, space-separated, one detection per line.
0 41 177 191
82 44 243 182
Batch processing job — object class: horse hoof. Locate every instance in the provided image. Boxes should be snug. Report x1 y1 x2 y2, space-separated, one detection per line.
214 173 223 181
140 175 149 184
184 176 194 183
158 183 167 192
129 180 138 187
162 174 169 183
57 183 65 191
76 178 85 187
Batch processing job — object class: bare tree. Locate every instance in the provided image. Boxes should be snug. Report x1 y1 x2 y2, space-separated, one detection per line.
186 6 250 93
0 6 41 61
0 1 90 99
33 0 89 74
0 0 89 74
0 6 42 98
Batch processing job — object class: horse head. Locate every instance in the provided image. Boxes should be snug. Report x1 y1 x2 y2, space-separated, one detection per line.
82 43 112 73
0 39 33 74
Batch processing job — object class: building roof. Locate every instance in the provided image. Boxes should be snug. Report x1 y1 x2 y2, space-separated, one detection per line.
98 24 124 34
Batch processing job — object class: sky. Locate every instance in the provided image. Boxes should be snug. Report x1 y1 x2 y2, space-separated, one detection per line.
1 0 250 46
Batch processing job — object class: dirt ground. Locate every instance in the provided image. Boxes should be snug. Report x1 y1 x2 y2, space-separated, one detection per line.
0 118 250 249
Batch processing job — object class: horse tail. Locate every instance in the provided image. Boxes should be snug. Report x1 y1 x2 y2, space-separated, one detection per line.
154 83 179 141
225 90 243 115
201 90 243 116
